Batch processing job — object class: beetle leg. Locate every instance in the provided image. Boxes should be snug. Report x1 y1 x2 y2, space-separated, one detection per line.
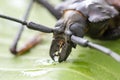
11 34 42 55
10 0 34 55
35 0 62 20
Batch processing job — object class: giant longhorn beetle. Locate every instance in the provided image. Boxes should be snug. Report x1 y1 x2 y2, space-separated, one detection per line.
0 0 120 62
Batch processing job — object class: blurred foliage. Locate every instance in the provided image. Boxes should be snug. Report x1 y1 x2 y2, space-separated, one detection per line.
0 0 120 80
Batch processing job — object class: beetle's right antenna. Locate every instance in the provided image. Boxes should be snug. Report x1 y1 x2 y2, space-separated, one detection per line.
71 35 120 62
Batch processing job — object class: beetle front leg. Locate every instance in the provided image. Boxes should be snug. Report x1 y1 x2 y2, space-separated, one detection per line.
10 0 35 55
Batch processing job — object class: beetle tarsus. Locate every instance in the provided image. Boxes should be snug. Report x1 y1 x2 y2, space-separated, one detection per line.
10 47 18 55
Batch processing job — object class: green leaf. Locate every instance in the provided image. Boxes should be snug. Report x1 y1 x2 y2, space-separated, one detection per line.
0 0 120 80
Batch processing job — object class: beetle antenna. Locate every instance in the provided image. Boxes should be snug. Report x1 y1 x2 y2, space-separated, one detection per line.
71 35 120 62
0 14 54 33
0 14 27 25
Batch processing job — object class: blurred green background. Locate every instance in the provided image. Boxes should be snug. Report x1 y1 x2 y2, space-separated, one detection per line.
0 0 120 80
